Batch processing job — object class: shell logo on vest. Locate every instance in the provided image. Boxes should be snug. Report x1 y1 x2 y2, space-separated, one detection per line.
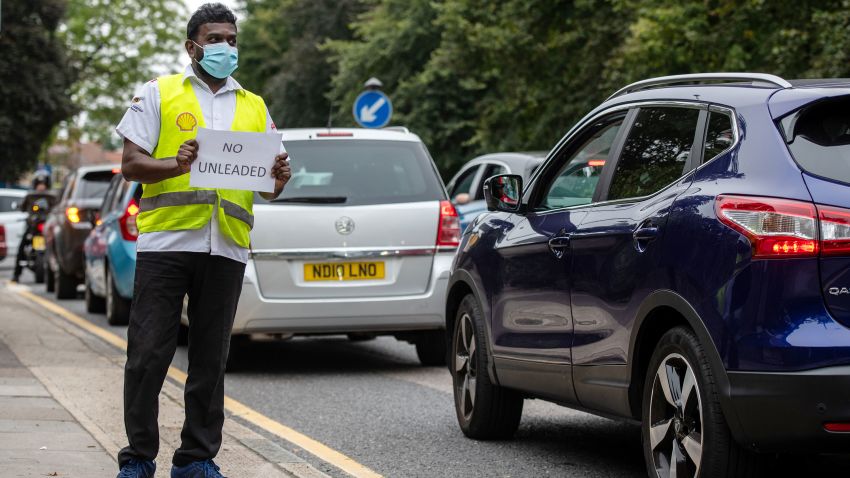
176 112 198 132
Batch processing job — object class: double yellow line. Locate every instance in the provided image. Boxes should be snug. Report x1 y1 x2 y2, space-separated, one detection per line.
15 287 382 478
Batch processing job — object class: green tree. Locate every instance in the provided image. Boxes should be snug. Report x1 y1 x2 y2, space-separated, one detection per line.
62 0 186 145
0 0 76 182
238 0 364 128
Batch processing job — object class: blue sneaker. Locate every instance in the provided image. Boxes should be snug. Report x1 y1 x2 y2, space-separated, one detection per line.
171 459 226 478
116 459 155 478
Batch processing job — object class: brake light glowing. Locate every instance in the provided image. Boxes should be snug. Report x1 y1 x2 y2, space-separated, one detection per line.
437 200 461 248
818 206 850 256
119 199 140 241
588 160 606 167
112 168 121 174
824 423 850 433
37 223 44 233
66 207 81 224
716 195 818 258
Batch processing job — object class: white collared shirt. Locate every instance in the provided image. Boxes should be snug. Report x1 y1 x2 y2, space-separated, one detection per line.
116 65 278 264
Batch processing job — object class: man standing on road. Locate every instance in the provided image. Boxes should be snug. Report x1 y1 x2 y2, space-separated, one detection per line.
113 4 290 477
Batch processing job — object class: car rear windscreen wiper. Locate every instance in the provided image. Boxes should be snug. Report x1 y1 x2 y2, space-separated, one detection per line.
271 196 347 204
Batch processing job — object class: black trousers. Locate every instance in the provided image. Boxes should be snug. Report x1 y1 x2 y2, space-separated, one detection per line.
118 252 246 467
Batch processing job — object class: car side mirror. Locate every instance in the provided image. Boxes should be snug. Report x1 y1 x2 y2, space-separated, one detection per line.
453 193 471 205
484 174 523 213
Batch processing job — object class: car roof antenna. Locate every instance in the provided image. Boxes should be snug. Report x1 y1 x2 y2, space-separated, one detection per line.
326 101 334 130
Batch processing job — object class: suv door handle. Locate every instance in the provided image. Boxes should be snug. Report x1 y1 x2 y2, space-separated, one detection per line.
548 235 571 259
633 226 659 252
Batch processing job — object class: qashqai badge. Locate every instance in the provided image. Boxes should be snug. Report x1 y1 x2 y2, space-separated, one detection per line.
335 216 355 235
828 287 850 296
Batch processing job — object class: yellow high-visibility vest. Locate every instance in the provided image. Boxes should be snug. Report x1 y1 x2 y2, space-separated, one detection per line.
136 73 268 248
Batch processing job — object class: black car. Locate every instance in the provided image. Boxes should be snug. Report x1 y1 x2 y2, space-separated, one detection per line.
45 165 119 298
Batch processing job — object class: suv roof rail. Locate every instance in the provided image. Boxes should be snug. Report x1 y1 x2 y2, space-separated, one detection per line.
382 126 410 134
607 73 793 100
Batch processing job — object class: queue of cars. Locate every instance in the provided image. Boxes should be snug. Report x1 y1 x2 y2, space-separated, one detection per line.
8 72 850 477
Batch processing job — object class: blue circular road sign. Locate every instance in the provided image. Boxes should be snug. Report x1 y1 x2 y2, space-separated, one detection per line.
353 90 393 128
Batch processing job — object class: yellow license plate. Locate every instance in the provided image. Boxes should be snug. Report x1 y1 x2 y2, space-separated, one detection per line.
304 262 385 281
32 235 45 251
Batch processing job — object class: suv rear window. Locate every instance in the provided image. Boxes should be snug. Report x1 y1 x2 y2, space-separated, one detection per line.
782 97 850 185
256 140 444 206
78 170 117 199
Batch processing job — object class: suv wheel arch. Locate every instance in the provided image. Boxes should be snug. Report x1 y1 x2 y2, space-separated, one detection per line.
628 289 752 449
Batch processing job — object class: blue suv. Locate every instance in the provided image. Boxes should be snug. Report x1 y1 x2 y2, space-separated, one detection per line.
445 73 850 477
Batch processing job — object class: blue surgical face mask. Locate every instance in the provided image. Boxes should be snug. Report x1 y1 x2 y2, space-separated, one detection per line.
193 40 238 79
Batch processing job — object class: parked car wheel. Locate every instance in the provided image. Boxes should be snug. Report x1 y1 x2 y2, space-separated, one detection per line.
105 267 130 326
55 265 77 300
84 273 106 313
45 262 55 292
415 330 447 366
34 254 45 284
452 294 523 439
642 326 760 478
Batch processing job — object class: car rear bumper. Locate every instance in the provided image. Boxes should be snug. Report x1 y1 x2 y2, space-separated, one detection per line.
231 253 453 334
727 366 850 452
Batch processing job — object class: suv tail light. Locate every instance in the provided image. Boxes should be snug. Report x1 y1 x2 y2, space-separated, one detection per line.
818 206 850 256
716 195 850 258
119 199 140 241
437 200 461 248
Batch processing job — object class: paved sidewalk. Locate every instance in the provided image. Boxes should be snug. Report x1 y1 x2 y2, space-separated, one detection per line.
0 283 328 478
0 338 115 477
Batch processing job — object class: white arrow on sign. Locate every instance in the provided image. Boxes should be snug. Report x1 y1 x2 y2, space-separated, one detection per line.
359 97 386 123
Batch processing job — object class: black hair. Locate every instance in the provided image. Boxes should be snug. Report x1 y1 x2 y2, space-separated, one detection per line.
187 3 237 41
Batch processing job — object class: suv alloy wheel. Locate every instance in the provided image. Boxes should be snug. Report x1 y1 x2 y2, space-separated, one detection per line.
642 327 759 477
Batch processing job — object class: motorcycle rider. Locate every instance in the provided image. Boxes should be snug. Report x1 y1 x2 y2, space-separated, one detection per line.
11 172 51 282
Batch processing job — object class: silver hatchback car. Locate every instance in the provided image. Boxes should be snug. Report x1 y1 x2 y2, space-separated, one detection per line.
230 127 458 365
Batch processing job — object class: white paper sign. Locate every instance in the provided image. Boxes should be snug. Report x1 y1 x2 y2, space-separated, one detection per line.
190 127 282 193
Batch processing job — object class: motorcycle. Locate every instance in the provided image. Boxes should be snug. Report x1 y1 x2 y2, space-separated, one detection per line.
13 192 56 283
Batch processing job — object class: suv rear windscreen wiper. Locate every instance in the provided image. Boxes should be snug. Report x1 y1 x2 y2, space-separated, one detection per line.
271 196 347 204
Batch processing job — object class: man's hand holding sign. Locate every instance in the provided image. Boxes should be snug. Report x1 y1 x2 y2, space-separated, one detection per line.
177 129 291 198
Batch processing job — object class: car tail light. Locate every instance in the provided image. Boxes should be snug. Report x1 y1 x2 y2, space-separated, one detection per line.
119 199 140 241
716 195 818 258
0 224 6 257
824 422 850 433
818 205 850 256
66 207 82 224
437 200 461 248
316 132 354 137
716 195 850 259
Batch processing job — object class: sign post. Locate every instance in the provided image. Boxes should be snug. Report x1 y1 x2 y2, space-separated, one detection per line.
353 79 392 128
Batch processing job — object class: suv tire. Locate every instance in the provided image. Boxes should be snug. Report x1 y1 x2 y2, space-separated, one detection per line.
55 265 77 300
642 326 761 478
415 330 446 366
452 294 523 439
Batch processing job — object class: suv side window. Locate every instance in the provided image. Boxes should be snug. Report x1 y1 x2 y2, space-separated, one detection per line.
449 165 480 200
703 110 734 162
535 119 624 211
607 107 701 201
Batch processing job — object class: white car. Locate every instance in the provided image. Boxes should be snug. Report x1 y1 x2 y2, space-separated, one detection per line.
197 128 459 365
0 188 28 264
